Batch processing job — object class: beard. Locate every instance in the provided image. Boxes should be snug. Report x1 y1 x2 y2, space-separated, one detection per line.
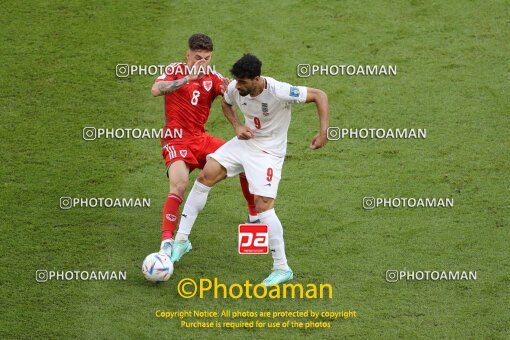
238 89 250 96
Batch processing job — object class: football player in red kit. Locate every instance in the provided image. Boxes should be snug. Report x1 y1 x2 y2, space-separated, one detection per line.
151 34 258 259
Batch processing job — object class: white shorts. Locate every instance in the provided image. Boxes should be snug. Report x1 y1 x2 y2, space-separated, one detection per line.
208 137 284 198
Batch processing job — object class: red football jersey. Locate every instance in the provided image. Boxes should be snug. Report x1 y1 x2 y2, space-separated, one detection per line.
155 62 225 145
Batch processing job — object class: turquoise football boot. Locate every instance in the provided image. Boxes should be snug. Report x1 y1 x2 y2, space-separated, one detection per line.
262 268 294 286
170 240 192 263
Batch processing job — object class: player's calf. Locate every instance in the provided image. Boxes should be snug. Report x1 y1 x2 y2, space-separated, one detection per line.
161 161 189 242
239 173 258 222
257 206 292 283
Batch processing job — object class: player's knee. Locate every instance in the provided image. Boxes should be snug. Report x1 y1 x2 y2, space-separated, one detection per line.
197 170 217 187
170 179 188 197
197 162 226 187
254 196 274 213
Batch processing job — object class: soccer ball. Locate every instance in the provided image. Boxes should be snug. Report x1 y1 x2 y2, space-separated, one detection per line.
142 252 173 282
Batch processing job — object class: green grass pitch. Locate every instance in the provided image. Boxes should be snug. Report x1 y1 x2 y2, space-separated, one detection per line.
1 0 509 338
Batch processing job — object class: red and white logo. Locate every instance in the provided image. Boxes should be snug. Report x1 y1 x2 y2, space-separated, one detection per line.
165 214 177 222
203 80 213 92
179 149 188 158
238 224 269 254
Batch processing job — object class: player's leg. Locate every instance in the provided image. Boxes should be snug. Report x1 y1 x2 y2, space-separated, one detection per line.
254 195 293 286
201 134 258 223
242 151 292 285
172 137 245 262
171 158 227 262
178 157 227 237
159 160 190 256
159 140 199 257
240 173 259 223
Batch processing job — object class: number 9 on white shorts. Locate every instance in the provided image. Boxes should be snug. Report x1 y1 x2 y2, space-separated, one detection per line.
207 137 283 198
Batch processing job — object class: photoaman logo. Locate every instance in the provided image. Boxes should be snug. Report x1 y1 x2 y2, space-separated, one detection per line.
35 270 127 282
177 278 333 299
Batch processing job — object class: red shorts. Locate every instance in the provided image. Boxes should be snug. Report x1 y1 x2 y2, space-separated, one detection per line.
161 133 225 172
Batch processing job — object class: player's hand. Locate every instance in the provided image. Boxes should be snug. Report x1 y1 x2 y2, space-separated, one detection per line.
188 59 207 81
310 132 328 149
219 77 231 94
236 125 255 140
221 76 231 88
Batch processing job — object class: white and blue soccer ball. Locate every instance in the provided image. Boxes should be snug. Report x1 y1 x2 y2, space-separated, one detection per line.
142 252 173 282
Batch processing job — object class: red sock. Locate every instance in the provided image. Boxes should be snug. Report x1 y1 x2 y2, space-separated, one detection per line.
239 174 257 216
161 193 183 241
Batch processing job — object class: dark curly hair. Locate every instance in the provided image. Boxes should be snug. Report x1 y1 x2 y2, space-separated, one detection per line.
188 33 213 51
230 54 262 79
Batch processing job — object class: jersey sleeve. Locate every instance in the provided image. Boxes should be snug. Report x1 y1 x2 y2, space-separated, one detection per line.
223 81 237 105
155 63 179 82
271 79 308 104
212 72 227 97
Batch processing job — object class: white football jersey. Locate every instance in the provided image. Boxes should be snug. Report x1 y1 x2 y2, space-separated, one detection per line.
223 76 307 157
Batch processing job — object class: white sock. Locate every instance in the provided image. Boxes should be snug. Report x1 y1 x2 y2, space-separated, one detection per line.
248 214 260 222
160 239 172 249
175 233 188 241
258 208 290 271
175 180 212 239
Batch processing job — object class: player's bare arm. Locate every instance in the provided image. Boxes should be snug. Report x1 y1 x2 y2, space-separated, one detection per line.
151 77 190 96
305 87 330 150
221 98 255 140
151 59 209 97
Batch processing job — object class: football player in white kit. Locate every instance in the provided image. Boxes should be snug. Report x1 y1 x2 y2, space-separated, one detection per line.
171 54 330 285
